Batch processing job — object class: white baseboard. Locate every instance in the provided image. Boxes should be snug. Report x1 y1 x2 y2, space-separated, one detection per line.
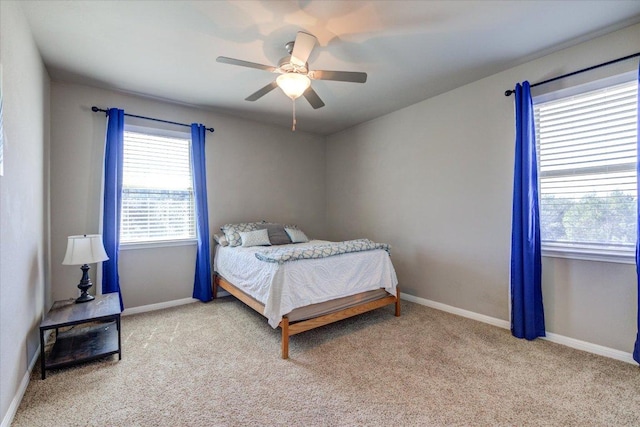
542 332 636 364
122 297 198 316
400 292 511 329
400 292 637 365
1 343 41 427
118 292 234 317
121 290 236 317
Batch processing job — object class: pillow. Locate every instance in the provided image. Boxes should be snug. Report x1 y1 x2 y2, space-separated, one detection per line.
285 227 309 243
239 229 271 247
221 222 264 247
257 223 292 245
213 233 229 247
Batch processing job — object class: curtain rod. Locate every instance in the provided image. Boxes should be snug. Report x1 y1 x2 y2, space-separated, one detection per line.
91 106 214 133
504 51 640 96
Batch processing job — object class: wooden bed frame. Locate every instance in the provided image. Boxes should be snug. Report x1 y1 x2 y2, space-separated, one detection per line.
213 273 400 359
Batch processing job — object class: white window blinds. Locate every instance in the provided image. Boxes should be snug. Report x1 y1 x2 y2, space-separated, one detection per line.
534 79 638 257
121 131 195 243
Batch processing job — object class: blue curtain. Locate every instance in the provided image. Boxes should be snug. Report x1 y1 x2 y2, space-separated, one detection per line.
634 63 640 364
102 108 124 310
510 81 545 340
191 124 212 302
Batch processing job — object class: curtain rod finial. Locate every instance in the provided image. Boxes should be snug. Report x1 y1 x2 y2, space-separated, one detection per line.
505 90 514 97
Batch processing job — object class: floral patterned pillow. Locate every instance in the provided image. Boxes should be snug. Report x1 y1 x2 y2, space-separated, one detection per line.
221 222 265 247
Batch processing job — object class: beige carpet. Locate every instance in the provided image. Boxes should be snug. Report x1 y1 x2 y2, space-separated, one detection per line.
13 298 640 426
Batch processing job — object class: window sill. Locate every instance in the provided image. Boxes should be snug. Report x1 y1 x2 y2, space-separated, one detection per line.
120 239 197 251
542 244 635 265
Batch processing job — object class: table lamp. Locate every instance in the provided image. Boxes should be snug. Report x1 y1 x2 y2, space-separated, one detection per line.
62 234 109 303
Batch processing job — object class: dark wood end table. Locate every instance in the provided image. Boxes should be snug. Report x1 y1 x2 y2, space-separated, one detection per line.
39 292 122 379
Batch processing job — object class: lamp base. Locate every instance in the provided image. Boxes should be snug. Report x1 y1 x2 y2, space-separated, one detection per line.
75 293 95 303
75 263 95 304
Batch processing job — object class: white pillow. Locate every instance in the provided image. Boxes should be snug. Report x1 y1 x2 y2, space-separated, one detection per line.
285 228 309 243
213 233 229 247
240 229 271 247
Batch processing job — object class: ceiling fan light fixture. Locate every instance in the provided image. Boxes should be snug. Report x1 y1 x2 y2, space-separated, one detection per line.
276 73 310 99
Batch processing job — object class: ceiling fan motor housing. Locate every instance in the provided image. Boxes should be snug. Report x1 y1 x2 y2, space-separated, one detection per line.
278 55 308 74
285 41 295 54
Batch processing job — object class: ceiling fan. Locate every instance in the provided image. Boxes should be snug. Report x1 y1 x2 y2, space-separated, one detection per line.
216 31 367 130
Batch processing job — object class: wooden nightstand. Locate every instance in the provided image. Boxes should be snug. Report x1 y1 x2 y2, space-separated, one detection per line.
39 293 122 379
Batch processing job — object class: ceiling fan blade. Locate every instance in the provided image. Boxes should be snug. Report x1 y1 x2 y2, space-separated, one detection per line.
245 81 278 101
290 32 317 67
310 70 367 83
217 56 277 73
303 87 325 109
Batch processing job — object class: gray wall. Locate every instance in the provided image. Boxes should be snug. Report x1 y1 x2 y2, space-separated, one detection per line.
49 82 326 307
326 23 640 353
0 1 50 422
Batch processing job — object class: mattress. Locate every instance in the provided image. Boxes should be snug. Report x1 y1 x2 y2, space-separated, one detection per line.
214 240 398 327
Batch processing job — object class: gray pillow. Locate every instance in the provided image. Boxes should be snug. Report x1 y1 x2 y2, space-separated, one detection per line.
257 223 292 245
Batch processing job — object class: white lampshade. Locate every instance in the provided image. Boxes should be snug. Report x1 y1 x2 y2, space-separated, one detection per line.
276 73 311 99
62 234 109 265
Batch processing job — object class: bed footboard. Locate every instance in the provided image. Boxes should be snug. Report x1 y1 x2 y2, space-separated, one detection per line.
213 274 400 359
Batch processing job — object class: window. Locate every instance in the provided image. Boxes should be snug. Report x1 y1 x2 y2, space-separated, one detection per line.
533 75 638 262
121 129 195 244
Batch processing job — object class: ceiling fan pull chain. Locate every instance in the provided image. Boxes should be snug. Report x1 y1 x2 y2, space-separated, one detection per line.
292 99 297 131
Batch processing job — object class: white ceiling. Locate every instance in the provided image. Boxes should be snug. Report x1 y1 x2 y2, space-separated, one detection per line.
20 0 640 135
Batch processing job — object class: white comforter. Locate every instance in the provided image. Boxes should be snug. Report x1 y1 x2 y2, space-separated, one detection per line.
214 240 398 327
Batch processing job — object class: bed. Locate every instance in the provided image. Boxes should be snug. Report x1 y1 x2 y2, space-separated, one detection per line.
212 222 400 359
